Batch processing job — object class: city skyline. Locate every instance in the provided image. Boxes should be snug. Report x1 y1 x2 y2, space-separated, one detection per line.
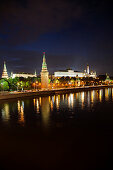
0 0 113 75
0 1 113 169
0 54 97 78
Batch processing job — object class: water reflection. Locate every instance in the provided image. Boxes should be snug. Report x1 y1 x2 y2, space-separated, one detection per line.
68 93 74 108
105 89 109 101
56 95 60 110
81 92 85 109
99 90 103 102
34 99 40 113
112 88 113 101
41 97 50 127
0 88 113 127
1 103 10 122
18 100 25 125
91 90 94 103
87 91 90 107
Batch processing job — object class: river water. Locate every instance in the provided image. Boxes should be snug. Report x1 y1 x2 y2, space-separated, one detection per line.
0 88 113 170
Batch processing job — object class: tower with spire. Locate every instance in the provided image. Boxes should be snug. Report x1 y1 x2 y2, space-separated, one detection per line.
2 61 8 79
40 52 49 89
35 70 37 76
87 64 90 74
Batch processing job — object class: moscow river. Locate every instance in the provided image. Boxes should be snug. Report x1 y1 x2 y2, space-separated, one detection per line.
0 88 113 170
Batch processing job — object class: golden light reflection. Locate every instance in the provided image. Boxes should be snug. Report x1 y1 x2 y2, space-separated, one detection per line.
91 90 95 103
99 90 102 102
39 97 41 105
68 93 74 108
81 92 84 103
112 88 113 100
36 99 40 113
50 100 53 111
81 92 85 109
105 89 109 101
1 103 10 122
87 91 90 107
33 99 36 109
56 95 60 110
33 98 40 113
50 96 54 111
41 97 50 127
18 100 25 125
75 93 78 100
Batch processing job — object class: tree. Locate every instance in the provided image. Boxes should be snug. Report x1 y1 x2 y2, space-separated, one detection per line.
0 79 9 91
7 77 19 91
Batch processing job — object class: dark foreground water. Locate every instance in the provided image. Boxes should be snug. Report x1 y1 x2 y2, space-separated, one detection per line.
0 88 113 170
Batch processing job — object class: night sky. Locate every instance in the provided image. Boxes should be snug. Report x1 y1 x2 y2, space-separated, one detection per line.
0 0 113 76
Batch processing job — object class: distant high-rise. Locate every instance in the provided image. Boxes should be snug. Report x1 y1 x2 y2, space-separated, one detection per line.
41 52 49 89
35 70 37 76
87 64 90 74
2 61 8 79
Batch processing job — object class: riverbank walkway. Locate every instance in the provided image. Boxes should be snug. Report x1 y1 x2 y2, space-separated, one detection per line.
0 85 113 100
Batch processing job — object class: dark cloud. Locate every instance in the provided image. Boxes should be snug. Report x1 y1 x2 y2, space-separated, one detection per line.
0 0 84 45
0 0 113 75
0 0 112 46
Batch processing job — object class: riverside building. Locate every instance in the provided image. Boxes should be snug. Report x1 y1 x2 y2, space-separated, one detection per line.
54 65 96 78
11 72 37 78
2 61 9 79
40 52 49 89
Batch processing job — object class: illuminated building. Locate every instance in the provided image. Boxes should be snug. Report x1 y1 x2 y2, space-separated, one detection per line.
54 69 84 78
41 97 50 127
40 52 49 89
105 73 111 84
2 61 9 79
11 72 37 78
54 65 96 78
75 76 81 86
87 64 90 74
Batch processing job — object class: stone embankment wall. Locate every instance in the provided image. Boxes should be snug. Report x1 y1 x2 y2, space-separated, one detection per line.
0 85 113 100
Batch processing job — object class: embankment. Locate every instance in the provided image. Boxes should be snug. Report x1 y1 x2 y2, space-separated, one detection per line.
0 85 113 100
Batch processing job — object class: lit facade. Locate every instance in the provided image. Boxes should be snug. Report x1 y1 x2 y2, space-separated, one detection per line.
87 64 90 74
54 65 96 78
11 72 37 78
40 52 49 89
2 62 9 79
54 69 84 77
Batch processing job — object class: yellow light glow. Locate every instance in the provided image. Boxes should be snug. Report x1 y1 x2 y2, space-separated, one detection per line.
99 90 102 102
41 97 50 127
91 91 94 103
36 99 40 113
105 89 109 101
18 100 25 125
68 93 74 108
56 95 59 110
1 103 10 122
81 92 85 109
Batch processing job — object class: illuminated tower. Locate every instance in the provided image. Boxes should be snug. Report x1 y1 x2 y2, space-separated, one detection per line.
41 52 49 89
35 70 37 76
2 61 8 79
87 64 90 74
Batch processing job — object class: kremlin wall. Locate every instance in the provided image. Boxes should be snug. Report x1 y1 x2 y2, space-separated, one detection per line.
0 52 113 99
1 53 96 83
